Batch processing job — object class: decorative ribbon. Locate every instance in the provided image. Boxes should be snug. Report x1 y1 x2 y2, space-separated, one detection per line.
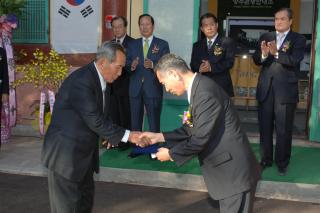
48 90 55 114
39 89 55 135
39 90 46 136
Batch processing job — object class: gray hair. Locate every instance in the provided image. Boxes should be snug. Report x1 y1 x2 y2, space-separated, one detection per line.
154 54 189 75
96 41 126 62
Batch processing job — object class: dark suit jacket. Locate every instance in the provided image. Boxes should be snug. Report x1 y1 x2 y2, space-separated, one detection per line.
252 31 306 103
163 74 260 200
42 62 126 182
126 36 170 98
111 35 134 96
0 47 9 96
190 36 235 97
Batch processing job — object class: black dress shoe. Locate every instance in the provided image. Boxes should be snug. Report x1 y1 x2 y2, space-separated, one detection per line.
260 161 272 170
278 167 287 176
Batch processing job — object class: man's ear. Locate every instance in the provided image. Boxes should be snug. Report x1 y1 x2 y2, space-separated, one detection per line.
167 69 180 81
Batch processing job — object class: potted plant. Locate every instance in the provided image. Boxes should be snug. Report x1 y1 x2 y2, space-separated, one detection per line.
14 49 69 135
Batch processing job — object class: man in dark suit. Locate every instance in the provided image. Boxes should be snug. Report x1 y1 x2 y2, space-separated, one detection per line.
190 13 235 97
107 16 134 150
140 54 261 213
0 47 9 150
42 42 144 213
253 8 306 176
126 14 170 157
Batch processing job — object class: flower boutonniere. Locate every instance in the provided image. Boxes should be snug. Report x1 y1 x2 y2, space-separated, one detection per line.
151 44 160 54
213 44 223 56
281 41 291 52
179 105 193 127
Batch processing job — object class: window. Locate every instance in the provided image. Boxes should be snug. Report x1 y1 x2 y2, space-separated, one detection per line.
12 0 48 43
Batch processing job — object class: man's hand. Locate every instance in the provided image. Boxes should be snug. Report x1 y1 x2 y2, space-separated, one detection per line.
156 148 171 162
267 40 277 56
131 57 139 71
144 58 153 69
129 131 150 147
139 132 165 145
261 40 269 57
102 140 117 149
199 60 211 73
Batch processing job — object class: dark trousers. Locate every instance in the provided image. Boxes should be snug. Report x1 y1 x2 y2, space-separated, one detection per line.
130 92 162 155
130 93 162 132
219 183 257 213
109 92 131 129
48 168 94 213
258 85 296 169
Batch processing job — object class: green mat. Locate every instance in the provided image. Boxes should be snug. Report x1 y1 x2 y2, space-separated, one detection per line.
100 144 320 185
101 99 320 185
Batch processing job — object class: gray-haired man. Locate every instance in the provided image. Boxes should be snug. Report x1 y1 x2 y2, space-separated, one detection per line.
42 42 144 213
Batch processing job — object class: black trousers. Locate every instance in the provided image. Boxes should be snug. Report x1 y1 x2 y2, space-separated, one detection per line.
48 168 94 213
219 182 257 213
258 85 296 169
109 92 131 129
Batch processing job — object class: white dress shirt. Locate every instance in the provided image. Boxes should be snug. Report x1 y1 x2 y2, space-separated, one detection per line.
187 73 197 104
94 62 130 142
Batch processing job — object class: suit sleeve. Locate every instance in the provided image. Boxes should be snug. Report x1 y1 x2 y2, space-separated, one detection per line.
276 35 306 68
125 42 134 74
252 36 274 66
190 43 201 72
70 79 125 145
209 38 235 73
1 49 9 94
167 92 224 166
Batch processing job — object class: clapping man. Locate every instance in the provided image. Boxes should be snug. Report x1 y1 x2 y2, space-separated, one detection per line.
252 8 306 176
107 16 135 150
126 14 170 158
190 13 235 97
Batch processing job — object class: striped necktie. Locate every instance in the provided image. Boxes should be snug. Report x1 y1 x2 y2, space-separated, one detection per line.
277 33 285 50
208 40 213 49
143 39 149 58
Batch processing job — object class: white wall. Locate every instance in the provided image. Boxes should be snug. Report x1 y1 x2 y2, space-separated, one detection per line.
299 0 314 34
148 0 197 100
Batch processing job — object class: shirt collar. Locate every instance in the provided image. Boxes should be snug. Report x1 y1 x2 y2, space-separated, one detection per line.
142 35 154 46
115 34 126 44
207 33 218 44
187 73 197 104
276 29 290 38
94 62 106 92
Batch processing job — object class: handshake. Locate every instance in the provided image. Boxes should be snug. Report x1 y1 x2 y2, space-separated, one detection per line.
129 131 172 162
128 131 165 147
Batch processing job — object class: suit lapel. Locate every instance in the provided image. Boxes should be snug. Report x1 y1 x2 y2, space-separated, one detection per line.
89 62 104 112
148 36 157 59
123 35 129 48
190 74 201 109
279 31 292 52
138 38 144 59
